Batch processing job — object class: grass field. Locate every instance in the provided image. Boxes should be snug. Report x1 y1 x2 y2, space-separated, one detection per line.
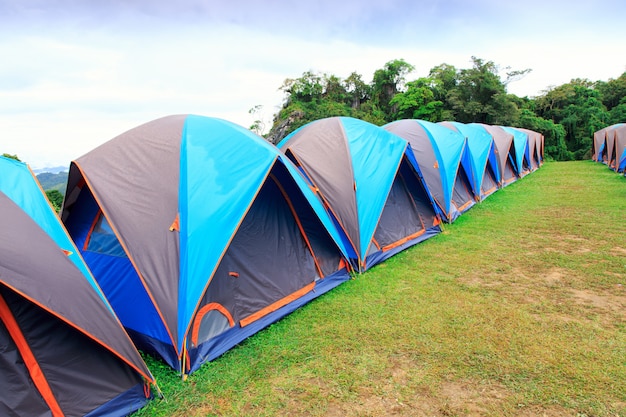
135 160 625 417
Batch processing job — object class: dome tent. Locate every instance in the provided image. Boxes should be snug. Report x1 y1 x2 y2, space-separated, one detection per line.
439 121 500 201
0 155 155 417
502 126 532 177
384 119 477 222
278 116 442 272
61 115 351 375
473 124 519 186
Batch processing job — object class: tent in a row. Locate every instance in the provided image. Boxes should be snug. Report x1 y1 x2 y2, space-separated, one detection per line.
61 115 352 375
439 121 500 201
593 123 626 172
278 117 442 272
384 119 477 222
0 156 155 417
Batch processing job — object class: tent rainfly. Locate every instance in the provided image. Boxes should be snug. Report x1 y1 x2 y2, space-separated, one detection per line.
513 128 544 170
439 121 500 201
592 126 611 163
0 155 155 417
384 119 477 222
502 126 532 177
606 124 626 171
61 115 352 375
278 116 442 272
473 124 519 186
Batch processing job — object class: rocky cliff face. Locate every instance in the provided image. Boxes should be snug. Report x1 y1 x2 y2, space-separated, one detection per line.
266 109 305 144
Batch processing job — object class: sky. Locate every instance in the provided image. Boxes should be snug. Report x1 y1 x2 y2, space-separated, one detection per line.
1 0 625 169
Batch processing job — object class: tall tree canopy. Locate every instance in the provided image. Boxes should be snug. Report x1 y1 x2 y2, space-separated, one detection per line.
266 57 625 161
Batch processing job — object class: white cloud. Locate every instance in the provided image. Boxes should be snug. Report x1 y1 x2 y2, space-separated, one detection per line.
1 1 625 168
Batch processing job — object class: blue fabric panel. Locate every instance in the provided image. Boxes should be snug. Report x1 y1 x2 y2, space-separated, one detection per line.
125 327 181 372
450 122 495 194
188 269 350 372
340 117 407 258
415 121 465 217
178 116 277 353
503 127 528 174
403 146 444 219
65 187 171 346
84 382 151 417
81 251 171 345
618 147 626 172
0 157 111 307
487 141 501 185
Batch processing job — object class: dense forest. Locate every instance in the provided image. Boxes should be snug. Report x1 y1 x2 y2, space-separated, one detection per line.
258 56 626 161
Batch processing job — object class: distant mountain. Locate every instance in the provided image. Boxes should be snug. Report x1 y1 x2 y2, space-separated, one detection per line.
32 165 68 175
36 171 68 195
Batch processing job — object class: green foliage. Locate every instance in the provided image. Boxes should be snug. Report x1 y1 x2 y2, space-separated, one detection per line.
2 153 20 161
268 56 625 160
370 59 415 120
45 189 63 213
536 80 610 160
596 72 626 110
36 171 68 194
390 78 444 121
518 109 571 160
446 57 521 125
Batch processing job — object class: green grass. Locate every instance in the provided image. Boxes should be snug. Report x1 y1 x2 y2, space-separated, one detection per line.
135 161 626 417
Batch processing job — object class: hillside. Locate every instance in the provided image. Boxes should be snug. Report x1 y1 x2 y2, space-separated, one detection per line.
36 171 68 194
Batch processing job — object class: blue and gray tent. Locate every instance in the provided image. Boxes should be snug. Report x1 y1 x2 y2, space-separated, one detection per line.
61 115 351 375
593 126 612 163
605 124 626 171
384 119 477 222
439 121 500 201
278 116 442 272
513 128 543 170
502 126 532 177
473 124 518 186
0 156 155 416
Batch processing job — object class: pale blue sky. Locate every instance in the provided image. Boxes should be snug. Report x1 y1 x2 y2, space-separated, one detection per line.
1 0 625 168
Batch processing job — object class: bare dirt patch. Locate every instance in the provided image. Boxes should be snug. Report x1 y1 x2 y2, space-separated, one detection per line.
569 288 626 318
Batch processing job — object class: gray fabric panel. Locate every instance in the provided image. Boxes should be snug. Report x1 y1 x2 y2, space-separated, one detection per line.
71 115 183 344
480 124 516 182
195 310 232 345
481 164 498 195
282 118 361 255
0 318 52 417
271 160 343 278
1 287 143 417
198 169 316 327
396 157 439 229
593 128 607 161
451 165 474 209
384 120 445 213
0 192 150 375
373 169 425 248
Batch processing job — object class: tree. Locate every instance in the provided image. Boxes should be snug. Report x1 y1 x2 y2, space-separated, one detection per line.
390 78 445 121
248 105 266 136
370 59 415 121
45 189 64 213
344 72 370 110
2 153 20 161
446 57 520 124
596 72 626 110
518 109 570 161
535 79 609 159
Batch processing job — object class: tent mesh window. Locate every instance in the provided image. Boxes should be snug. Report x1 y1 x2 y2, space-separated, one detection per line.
85 213 127 258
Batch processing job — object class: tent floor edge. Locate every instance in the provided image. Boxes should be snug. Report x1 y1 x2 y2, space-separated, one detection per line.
186 269 351 374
